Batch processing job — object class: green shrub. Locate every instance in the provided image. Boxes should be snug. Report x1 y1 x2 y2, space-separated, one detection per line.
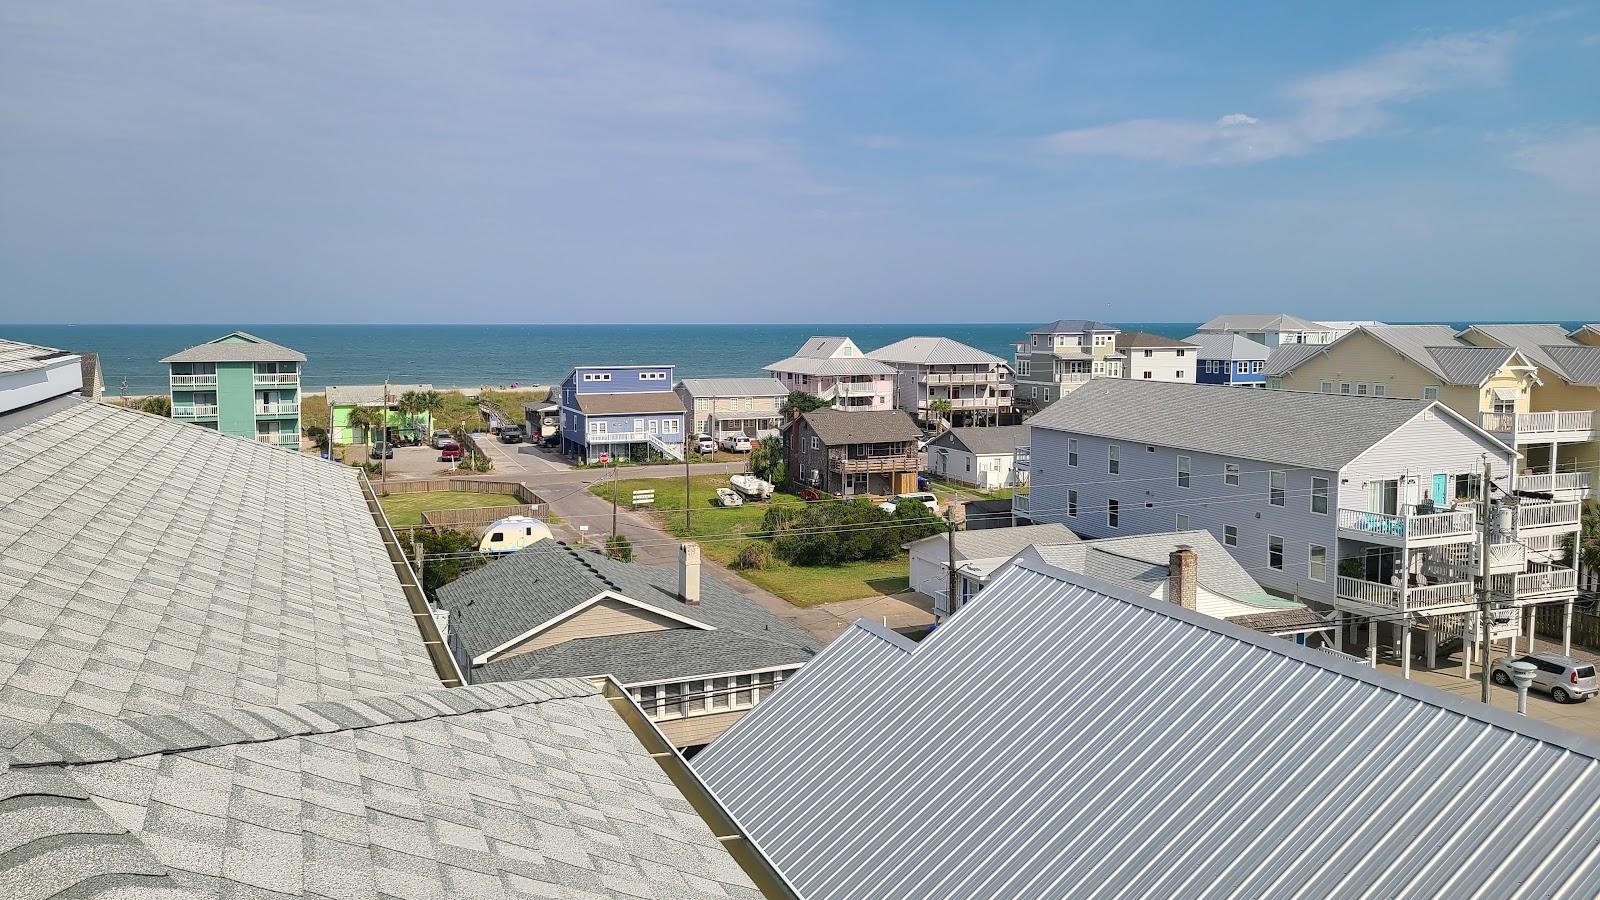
764 498 942 566
605 533 634 562
407 527 479 598
732 541 775 571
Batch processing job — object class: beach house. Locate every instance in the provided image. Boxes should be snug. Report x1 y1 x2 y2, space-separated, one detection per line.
558 364 686 463
1188 332 1272 387
1196 313 1336 347
1115 330 1197 383
866 335 1013 426
922 423 1029 489
676 376 788 439
1012 319 1124 413
326 382 434 445
784 408 924 497
764 336 895 411
1023 379 1581 674
162 330 303 448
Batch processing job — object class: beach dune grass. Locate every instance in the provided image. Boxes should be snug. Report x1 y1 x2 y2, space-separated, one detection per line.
378 490 522 527
588 474 909 606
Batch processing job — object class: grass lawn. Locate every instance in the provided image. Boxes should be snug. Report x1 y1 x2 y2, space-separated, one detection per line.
379 490 522 527
589 474 909 607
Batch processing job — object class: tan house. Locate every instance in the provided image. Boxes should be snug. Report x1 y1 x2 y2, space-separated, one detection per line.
676 376 788 438
437 540 818 749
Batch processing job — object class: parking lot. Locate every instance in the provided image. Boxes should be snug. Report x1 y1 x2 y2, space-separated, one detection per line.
1372 654 1600 742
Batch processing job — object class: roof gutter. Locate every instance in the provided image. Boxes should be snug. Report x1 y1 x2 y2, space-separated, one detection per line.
596 675 804 900
358 472 465 687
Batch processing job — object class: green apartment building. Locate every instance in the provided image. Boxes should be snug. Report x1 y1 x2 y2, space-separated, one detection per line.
163 331 303 449
325 383 434 445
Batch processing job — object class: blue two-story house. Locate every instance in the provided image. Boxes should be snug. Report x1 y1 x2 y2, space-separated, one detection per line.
560 365 687 463
1186 333 1271 388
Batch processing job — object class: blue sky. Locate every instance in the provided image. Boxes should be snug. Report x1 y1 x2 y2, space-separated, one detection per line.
1 1 1596 324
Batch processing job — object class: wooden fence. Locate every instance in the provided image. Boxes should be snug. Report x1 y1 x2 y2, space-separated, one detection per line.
1534 605 1600 651
422 503 545 529
381 480 548 537
378 479 541 503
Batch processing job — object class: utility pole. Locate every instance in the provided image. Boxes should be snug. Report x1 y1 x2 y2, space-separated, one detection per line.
611 451 619 542
684 437 693 532
327 387 335 462
1479 458 1493 705
381 377 390 490
945 505 958 620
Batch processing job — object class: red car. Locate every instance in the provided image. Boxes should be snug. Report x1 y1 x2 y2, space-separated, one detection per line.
438 443 463 462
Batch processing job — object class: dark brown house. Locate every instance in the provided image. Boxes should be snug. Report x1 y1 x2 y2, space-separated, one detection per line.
784 408 924 497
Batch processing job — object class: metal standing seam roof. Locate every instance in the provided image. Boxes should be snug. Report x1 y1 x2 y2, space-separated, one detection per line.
324 383 434 406
1262 342 1328 376
1542 345 1600 386
159 331 306 364
572 391 686 416
0 400 440 729
694 559 1600 900
436 542 818 684
924 424 1029 457
677 377 789 398
1026 379 1445 470
866 337 1005 366
0 338 74 374
1027 319 1117 335
762 356 896 377
1196 313 1326 333
0 678 766 899
907 523 1080 560
1183 333 1272 362
797 408 921 445
1424 345 1521 385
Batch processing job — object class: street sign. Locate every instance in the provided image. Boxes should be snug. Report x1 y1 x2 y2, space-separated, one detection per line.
632 489 655 507
599 453 610 464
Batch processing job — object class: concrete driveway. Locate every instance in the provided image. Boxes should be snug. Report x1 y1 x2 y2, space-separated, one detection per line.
1372 655 1600 742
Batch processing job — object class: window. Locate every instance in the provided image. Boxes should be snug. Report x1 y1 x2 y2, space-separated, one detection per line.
1108 499 1119 528
1143 371 1152 379
1177 456 1190 489
663 419 680 434
1373 383 1386 397
582 372 612 382
1224 463 1239 486
1068 490 1078 517
1270 470 1285 506
1310 477 1328 514
1309 544 1327 581
1356 383 1369 396
1143 349 1153 358
1068 438 1079 467
1018 359 1030 376
1224 525 1238 546
1422 385 1439 400
1250 361 1264 373
1319 380 1333 394
638 371 666 381
1043 389 1051 402
1030 387 1037 399
662 682 687 719
1339 382 1352 395
809 436 818 450
1269 536 1284 570
1108 444 1119 474
1176 513 1189 530
1175 371 1183 379
1176 350 1186 357
1236 361 1248 375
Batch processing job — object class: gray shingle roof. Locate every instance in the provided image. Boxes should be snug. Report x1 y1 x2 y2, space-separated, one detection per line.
0 338 73 374
1031 530 1272 606
926 424 1029 457
0 678 764 899
909 523 1079 561
1113 331 1196 350
573 391 686 415
1027 319 1116 335
677 377 789 398
1261 342 1327 375
1183 333 1272 362
695 560 1600 900
0 401 439 729
798 409 920 445
866 337 1004 366
1197 313 1325 332
159 331 306 364
437 542 817 683
325 383 434 406
1027 379 1442 470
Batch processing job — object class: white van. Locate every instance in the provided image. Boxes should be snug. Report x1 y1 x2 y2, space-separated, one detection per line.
479 516 554 554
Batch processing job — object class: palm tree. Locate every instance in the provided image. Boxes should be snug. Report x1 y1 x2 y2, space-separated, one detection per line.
928 398 953 432
347 404 387 448
1581 499 1600 590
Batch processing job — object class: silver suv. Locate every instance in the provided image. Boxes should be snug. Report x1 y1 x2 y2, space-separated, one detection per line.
1491 653 1599 704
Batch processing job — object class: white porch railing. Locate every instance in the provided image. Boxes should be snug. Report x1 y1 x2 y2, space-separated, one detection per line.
170 374 217 387
925 372 1000 385
1054 372 1094 384
1518 472 1591 494
253 372 299 385
1517 501 1580 530
1408 581 1477 608
1490 564 1578 600
1013 446 1030 471
256 402 299 415
256 432 300 447
1313 645 1371 668
173 404 219 417
1336 576 1474 609
1336 508 1475 541
1337 576 1398 607
1482 410 1595 441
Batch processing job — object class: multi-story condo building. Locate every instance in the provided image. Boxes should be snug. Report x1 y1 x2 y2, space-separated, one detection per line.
1115 331 1197 383
764 336 895 411
784 408 923 497
1020 379 1581 675
1012 319 1123 414
1196 313 1336 347
558 364 686 463
675 377 787 439
1187 332 1272 387
1266 324 1591 501
161 331 303 449
866 336 1012 427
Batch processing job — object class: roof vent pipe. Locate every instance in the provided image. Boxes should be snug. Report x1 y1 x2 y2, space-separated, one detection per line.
1168 544 1198 610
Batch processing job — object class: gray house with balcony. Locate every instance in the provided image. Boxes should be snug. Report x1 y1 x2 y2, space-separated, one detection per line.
783 408 924 497
1012 319 1124 413
1021 380 1580 676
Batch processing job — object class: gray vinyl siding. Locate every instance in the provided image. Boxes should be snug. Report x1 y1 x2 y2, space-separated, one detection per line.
1341 408 1514 508
1027 424 1342 602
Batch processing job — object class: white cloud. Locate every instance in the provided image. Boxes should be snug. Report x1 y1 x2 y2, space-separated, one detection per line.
1509 127 1600 192
1041 32 1512 165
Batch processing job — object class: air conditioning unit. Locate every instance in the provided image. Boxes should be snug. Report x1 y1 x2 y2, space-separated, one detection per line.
809 468 820 484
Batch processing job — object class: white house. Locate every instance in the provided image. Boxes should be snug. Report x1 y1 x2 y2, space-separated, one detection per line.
1115 331 1197 383
867 336 1012 427
1196 313 1336 347
764 336 895 411
906 522 1078 611
1022 379 1580 676
922 424 1029 489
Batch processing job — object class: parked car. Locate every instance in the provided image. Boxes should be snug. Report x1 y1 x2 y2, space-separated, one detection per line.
879 491 939 515
720 434 753 453
438 442 462 463
430 430 454 449
369 442 393 460
498 426 523 444
694 435 718 454
1492 653 1599 703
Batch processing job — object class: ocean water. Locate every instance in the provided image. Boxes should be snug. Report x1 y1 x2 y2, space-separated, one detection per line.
2 321 1583 395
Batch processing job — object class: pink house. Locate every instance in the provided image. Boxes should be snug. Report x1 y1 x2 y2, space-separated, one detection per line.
764 336 895 411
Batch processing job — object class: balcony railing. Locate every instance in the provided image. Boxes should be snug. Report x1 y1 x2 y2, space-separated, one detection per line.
256 402 300 415
1013 447 1030 471
1053 372 1094 384
1312 646 1371 668
1518 472 1591 495
253 372 299 385
829 452 925 474
1481 410 1595 442
925 372 1001 385
256 432 300 447
1488 564 1578 600
170 374 217 387
1336 507 1475 543
928 396 1006 410
1336 576 1475 610
586 430 680 444
1012 487 1030 518
1517 501 1581 530
173 404 219 418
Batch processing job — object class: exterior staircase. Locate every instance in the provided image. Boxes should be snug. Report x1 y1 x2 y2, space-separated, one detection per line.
646 431 684 461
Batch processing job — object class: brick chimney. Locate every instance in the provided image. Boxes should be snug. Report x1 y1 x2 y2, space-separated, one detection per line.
1168 544 1197 610
679 542 701 605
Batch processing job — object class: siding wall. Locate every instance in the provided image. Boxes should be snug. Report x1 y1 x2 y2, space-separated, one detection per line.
656 708 749 748
489 598 680 661
1342 409 1515 506
216 361 256 440
1123 348 1197 383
